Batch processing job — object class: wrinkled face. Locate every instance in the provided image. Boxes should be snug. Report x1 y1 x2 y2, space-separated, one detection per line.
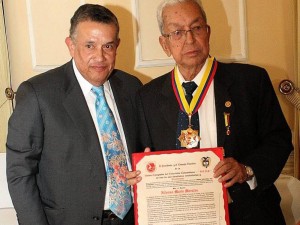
65 20 120 86
159 1 210 72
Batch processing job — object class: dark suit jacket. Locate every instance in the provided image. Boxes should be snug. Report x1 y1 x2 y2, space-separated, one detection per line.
6 60 142 225
137 62 293 225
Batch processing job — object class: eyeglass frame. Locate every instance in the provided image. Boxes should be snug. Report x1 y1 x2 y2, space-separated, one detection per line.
162 25 209 41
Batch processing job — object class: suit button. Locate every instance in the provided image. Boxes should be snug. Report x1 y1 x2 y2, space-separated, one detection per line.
92 216 100 221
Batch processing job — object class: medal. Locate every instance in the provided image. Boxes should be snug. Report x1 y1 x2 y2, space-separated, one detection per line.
224 112 231 135
172 56 218 148
224 101 231 135
178 114 201 148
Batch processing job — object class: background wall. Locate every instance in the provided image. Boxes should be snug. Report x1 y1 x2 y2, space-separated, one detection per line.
2 0 298 176
0 0 12 156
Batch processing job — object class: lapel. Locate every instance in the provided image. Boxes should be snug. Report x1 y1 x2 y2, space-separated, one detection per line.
214 62 235 155
62 61 105 175
159 72 180 134
109 70 134 154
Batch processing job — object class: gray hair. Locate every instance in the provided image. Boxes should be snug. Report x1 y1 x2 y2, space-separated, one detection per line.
157 0 207 34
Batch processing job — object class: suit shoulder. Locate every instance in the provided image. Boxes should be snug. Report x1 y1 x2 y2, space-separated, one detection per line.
111 69 142 86
219 62 268 77
217 62 272 86
140 72 171 93
26 62 70 87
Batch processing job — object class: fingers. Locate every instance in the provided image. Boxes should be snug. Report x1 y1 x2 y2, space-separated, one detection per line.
213 157 247 188
213 157 235 178
144 147 151 152
126 170 142 186
126 147 150 186
126 170 141 179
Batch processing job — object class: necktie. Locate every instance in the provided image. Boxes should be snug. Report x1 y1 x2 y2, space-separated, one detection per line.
92 86 132 219
182 82 197 104
176 82 200 149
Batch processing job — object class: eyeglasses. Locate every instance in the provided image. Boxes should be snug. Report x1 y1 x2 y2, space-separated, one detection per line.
163 25 209 41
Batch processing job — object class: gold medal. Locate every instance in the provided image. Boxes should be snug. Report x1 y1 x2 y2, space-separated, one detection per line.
178 114 200 148
178 127 201 149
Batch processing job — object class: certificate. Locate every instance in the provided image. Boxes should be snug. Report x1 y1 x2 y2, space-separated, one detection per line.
132 148 230 225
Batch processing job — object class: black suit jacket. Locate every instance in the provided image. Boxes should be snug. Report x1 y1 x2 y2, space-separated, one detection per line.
6 61 142 225
137 62 293 225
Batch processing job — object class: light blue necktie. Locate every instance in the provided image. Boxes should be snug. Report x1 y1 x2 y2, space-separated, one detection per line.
92 86 132 219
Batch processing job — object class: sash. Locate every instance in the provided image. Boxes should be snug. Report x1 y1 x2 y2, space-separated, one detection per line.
172 56 218 116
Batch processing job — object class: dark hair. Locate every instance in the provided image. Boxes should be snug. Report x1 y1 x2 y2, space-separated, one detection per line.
69 4 119 40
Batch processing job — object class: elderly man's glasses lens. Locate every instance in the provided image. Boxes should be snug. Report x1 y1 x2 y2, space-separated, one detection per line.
163 25 208 41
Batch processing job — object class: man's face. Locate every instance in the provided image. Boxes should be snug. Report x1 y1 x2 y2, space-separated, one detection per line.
66 20 120 86
159 1 210 73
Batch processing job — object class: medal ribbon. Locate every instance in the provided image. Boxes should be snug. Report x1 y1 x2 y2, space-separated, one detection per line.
172 56 218 115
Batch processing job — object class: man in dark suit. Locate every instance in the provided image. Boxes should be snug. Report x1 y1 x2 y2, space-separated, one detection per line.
6 4 141 225
127 0 293 224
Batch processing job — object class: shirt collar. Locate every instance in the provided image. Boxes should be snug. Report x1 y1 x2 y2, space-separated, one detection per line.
178 57 209 85
72 59 110 97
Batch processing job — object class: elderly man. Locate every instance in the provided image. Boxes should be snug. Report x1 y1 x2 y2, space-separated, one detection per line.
127 1 293 225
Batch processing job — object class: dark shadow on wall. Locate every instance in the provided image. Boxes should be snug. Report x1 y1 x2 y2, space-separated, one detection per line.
104 4 152 84
202 0 232 61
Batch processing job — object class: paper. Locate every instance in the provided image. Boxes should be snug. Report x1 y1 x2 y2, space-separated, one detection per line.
132 148 230 225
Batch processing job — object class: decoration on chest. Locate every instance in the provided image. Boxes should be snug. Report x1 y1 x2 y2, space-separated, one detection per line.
224 112 231 135
178 127 200 149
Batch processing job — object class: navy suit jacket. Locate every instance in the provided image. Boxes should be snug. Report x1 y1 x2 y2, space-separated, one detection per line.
6 60 142 225
137 61 293 225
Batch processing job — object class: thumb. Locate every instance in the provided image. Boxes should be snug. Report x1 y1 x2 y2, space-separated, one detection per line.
144 147 151 152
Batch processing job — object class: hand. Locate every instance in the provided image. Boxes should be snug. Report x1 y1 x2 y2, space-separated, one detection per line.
126 147 151 186
213 157 247 188
126 170 142 186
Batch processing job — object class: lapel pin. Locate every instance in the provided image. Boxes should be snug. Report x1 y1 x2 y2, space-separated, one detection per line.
225 101 231 108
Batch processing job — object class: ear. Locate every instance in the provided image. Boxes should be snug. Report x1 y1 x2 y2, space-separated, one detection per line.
115 38 121 49
206 25 211 41
159 36 172 57
65 37 75 58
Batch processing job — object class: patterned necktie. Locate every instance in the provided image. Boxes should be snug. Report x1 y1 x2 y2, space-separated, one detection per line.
176 82 200 149
92 86 132 219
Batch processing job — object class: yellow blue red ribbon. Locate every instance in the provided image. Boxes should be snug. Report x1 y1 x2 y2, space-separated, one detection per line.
172 56 218 115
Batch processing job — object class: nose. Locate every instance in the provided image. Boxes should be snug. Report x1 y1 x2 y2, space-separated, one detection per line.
94 47 105 62
185 30 195 43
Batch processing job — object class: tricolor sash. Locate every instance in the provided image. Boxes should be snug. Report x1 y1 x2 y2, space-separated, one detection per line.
172 56 218 116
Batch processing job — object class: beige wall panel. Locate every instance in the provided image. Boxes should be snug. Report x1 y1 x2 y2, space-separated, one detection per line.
27 0 84 69
246 0 296 149
3 0 85 89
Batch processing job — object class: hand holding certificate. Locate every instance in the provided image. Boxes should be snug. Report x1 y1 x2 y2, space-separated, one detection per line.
132 148 230 225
